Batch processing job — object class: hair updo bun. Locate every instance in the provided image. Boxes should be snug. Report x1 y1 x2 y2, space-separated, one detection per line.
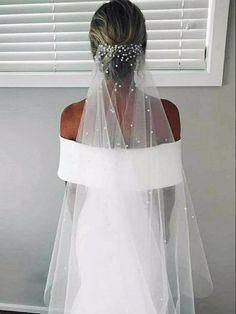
89 0 147 81
95 43 144 81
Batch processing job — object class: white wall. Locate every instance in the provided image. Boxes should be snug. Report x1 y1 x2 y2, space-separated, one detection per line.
0 1 234 313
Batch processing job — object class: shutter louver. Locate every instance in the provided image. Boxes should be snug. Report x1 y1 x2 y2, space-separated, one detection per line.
0 0 209 72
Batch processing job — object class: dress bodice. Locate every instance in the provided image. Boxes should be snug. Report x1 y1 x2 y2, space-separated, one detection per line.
57 135 183 190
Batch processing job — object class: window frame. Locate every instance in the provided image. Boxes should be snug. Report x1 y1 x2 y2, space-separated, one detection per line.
0 0 230 87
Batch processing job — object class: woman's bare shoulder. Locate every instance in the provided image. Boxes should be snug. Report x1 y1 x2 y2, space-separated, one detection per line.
60 99 86 140
161 98 180 113
60 97 181 141
160 98 181 141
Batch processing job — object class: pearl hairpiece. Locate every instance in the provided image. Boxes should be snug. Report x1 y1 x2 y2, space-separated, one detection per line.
95 43 143 62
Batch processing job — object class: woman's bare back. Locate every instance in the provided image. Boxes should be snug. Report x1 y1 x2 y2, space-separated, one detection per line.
60 98 181 142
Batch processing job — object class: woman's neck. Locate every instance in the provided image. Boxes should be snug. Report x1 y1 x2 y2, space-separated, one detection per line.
105 73 135 95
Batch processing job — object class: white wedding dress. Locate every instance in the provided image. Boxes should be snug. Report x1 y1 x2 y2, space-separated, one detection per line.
58 135 183 314
43 134 213 314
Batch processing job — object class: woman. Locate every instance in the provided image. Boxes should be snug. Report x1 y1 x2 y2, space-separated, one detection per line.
44 1 213 313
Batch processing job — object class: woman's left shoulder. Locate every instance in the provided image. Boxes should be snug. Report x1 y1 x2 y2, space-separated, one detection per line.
60 99 86 140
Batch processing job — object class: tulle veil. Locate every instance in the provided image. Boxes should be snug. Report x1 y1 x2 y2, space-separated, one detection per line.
43 43 213 314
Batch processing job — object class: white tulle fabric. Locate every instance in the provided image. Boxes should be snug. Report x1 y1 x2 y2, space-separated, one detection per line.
44 43 213 314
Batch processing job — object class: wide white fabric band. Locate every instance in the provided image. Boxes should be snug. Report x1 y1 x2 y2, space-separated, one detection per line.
57 135 183 190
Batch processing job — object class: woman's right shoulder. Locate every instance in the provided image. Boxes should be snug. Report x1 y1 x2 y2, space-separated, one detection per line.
159 99 181 141
60 99 86 140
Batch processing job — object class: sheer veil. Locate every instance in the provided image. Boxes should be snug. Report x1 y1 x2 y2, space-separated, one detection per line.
43 42 213 314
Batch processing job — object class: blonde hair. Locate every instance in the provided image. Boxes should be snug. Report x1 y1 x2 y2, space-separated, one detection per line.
89 0 147 80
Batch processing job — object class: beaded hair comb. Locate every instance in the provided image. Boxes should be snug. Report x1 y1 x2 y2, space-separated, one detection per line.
95 43 144 63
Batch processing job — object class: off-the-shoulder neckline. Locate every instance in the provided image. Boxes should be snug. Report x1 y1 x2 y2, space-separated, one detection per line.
59 135 181 151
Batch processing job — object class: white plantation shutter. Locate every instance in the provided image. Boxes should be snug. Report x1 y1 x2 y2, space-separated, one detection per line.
0 0 210 72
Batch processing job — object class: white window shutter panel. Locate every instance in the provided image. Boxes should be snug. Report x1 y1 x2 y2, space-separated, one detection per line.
0 0 209 72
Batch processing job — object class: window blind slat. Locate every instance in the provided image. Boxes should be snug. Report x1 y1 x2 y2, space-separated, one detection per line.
0 20 207 34
0 0 209 14
1 9 208 24
0 0 210 72
0 49 205 61
0 39 206 52
0 29 207 40
0 59 206 72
